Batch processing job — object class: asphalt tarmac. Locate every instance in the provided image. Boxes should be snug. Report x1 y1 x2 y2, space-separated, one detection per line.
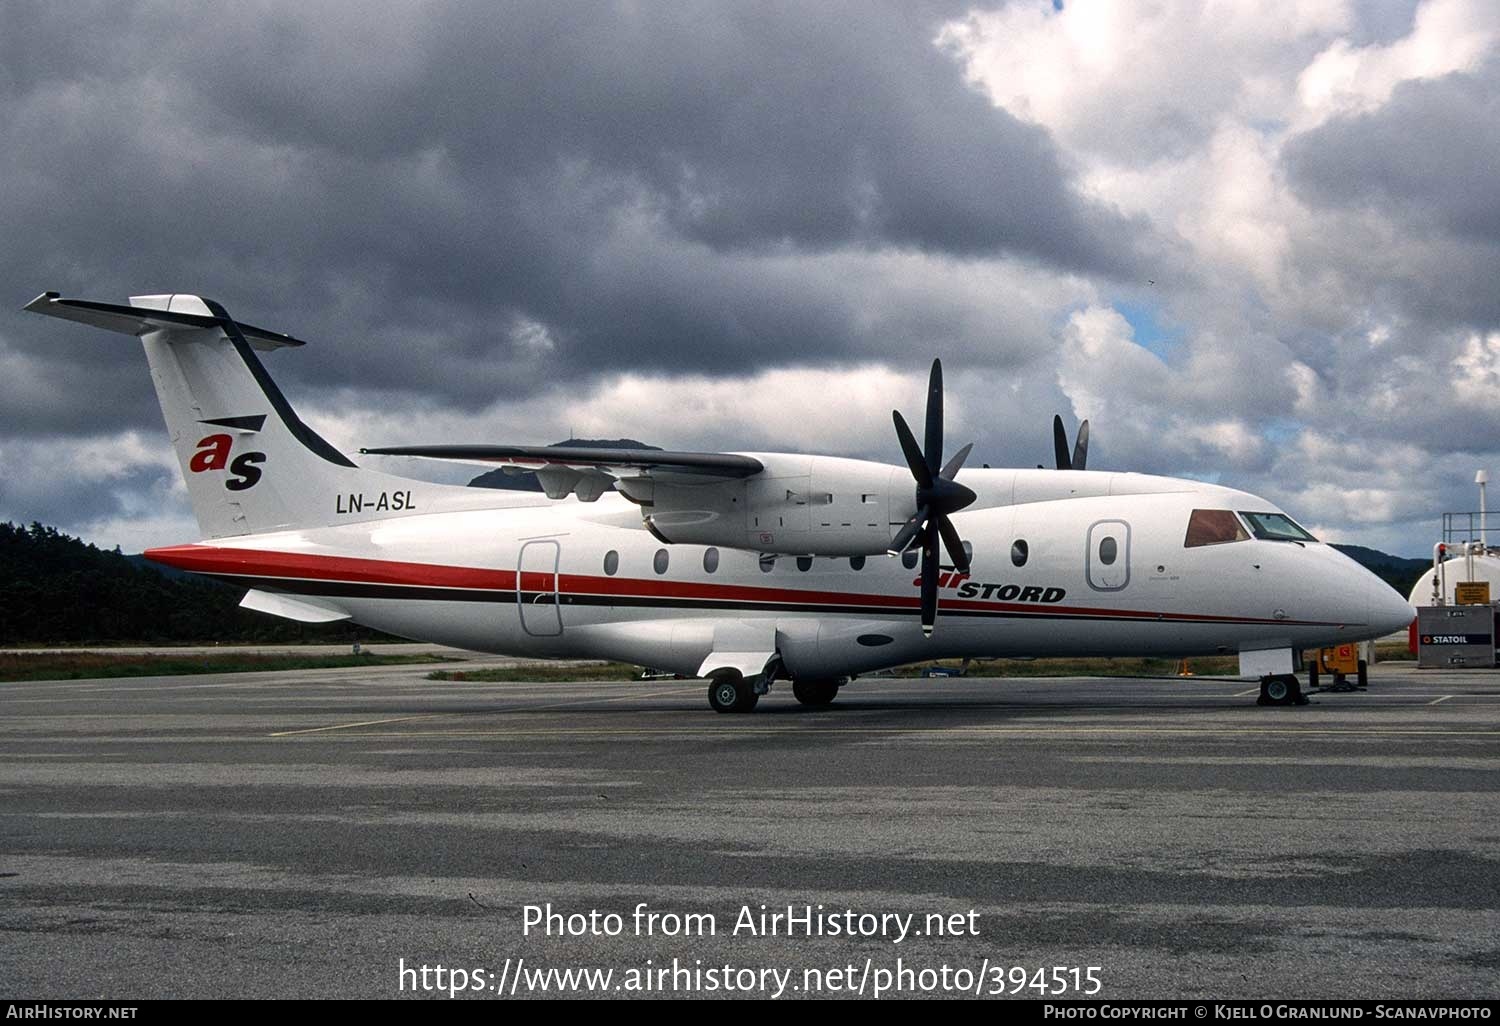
2 662 1496 1000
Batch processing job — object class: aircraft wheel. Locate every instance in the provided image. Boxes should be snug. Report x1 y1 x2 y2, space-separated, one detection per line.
708 673 758 714
1258 674 1302 707
1357 659 1369 689
792 678 839 707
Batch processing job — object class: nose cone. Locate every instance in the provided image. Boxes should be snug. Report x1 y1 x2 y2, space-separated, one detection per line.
1367 574 1417 636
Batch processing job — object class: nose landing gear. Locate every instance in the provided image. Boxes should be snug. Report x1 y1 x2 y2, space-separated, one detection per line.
1257 674 1309 706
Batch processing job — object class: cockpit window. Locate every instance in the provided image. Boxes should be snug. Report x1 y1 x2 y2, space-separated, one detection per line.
1184 509 1250 548
1239 511 1318 543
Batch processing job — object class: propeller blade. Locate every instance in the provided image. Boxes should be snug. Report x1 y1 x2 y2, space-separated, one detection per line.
1053 414 1071 470
939 442 973 482
887 506 928 556
1072 419 1089 472
937 515 969 573
920 519 940 637
892 410 933 489
923 358 943 474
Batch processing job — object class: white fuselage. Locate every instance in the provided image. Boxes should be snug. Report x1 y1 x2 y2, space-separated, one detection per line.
146 468 1415 680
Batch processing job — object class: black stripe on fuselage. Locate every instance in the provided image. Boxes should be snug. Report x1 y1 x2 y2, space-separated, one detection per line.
216 574 1328 627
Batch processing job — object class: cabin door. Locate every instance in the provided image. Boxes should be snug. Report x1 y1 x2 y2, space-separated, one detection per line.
517 540 562 636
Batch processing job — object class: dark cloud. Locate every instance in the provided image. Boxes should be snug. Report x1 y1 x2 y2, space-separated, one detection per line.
0 0 1148 439
1285 58 1500 246
1279 58 1500 333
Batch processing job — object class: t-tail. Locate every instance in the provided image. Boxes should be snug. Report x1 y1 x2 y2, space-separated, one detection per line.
24 292 471 538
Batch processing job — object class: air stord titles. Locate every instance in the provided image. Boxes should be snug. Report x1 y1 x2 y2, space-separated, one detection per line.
914 569 1066 604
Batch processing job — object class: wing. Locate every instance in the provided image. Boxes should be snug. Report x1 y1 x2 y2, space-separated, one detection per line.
359 444 764 501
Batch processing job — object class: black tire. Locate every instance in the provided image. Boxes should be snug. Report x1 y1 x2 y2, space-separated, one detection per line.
1259 674 1302 707
709 675 742 714
708 673 759 714
792 678 839 707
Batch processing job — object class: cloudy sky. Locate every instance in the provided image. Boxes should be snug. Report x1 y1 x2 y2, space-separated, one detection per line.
2 0 1497 556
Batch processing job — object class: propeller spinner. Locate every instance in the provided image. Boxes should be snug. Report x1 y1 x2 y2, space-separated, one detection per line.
1052 414 1090 471
889 359 976 636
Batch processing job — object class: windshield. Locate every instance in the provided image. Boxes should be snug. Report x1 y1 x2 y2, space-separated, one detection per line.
1184 509 1250 548
1238 511 1318 543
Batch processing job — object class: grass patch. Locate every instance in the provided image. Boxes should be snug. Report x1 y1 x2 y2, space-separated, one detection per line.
1373 641 1416 661
427 662 642 683
0 651 450 682
887 656 1240 678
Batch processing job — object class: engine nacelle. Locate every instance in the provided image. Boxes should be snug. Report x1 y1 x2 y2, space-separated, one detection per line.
622 454 913 556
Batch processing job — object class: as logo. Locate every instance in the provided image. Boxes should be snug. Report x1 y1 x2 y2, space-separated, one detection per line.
189 415 267 491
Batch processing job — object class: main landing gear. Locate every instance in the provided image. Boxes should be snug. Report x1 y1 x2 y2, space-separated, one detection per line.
707 671 844 712
1257 673 1309 707
708 671 760 714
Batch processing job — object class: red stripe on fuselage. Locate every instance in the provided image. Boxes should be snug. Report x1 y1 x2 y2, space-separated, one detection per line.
144 543 518 591
143 543 1341 627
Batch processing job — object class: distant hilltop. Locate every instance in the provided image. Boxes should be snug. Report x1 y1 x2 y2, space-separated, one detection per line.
468 438 660 491
1329 544 1428 597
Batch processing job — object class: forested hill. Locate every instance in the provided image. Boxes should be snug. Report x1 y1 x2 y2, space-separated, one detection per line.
1330 544 1428 597
0 522 385 645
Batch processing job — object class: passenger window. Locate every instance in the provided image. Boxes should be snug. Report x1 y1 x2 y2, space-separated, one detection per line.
850 555 865 571
796 556 813 572
603 550 619 576
1099 536 1117 565
1184 509 1249 548
653 549 669 575
703 547 719 573
1011 540 1028 567
759 554 776 573
901 549 919 570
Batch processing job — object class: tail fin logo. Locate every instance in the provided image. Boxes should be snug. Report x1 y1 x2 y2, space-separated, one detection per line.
191 416 267 491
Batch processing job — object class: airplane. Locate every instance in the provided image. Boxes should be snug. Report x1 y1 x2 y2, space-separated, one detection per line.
24 291 1416 713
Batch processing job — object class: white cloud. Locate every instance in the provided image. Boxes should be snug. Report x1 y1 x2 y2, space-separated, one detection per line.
1453 331 1500 403
1294 0 1500 130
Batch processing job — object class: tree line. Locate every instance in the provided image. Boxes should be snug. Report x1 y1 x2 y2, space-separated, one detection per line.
0 522 391 645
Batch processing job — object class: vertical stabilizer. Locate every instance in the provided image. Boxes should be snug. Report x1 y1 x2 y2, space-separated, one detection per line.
24 292 442 537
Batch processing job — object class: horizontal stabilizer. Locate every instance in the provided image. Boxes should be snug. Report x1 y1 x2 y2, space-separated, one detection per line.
239 588 351 623
23 292 308 350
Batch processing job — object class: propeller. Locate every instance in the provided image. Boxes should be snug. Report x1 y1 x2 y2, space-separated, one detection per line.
889 359 977 637
1052 414 1090 471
